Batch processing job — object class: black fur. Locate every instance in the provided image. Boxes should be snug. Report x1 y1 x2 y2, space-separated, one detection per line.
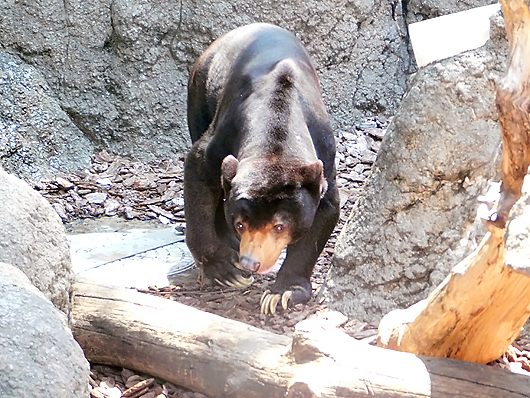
184 23 340 308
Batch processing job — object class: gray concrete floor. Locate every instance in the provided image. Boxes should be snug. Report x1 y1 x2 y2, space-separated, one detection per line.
67 217 195 289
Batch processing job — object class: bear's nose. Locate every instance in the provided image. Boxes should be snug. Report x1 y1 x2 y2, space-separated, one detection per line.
239 256 260 272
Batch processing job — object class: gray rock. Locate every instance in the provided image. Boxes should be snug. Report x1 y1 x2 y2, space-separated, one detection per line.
85 192 108 204
104 198 121 216
326 18 507 323
0 262 90 398
406 0 499 24
0 49 93 183
0 167 74 316
0 0 412 165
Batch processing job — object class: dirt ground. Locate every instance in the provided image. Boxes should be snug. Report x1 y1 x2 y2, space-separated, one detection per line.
38 117 530 397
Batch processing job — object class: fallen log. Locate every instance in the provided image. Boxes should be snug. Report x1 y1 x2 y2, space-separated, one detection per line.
72 278 530 398
377 0 530 363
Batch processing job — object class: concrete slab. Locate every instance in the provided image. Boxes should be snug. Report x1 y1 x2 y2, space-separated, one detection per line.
67 219 195 289
409 3 501 67
69 228 186 272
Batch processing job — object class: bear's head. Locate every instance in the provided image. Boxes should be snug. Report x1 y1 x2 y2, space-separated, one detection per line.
221 154 327 274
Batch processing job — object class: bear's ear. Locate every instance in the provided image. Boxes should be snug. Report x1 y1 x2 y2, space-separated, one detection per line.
221 155 239 182
221 155 239 195
298 160 328 198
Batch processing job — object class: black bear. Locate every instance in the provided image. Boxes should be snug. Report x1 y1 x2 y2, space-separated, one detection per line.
184 23 340 314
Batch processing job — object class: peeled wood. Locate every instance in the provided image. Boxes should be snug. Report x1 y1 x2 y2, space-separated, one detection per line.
72 278 530 398
377 227 530 363
377 0 530 363
494 0 530 228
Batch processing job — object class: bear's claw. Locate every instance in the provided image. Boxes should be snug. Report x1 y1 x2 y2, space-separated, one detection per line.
214 273 254 289
260 289 294 315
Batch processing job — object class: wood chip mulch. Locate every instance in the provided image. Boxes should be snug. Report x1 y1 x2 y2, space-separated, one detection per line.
137 265 379 340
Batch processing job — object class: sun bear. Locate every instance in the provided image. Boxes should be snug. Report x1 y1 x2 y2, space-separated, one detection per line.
184 23 340 314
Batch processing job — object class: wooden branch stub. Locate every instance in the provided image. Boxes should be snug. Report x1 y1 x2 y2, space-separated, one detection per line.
493 0 530 228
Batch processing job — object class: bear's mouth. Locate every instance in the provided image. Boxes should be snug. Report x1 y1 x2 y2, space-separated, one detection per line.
256 265 278 275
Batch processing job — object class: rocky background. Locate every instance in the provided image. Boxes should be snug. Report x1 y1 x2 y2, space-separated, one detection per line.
0 0 498 183
1 0 410 181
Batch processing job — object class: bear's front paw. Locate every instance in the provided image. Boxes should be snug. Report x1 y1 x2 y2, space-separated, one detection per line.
200 249 254 289
214 271 254 289
260 284 311 315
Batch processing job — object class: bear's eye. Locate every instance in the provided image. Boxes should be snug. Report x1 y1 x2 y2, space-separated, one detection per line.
235 222 246 234
273 224 285 234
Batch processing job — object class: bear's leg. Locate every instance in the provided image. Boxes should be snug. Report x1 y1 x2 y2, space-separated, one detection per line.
184 148 254 289
260 184 340 314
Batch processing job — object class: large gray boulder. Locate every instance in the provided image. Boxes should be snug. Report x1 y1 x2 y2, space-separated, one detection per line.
326 14 507 323
0 167 74 316
0 0 412 171
0 262 89 398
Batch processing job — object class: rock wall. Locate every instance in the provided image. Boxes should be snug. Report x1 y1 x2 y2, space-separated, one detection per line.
405 0 499 23
0 0 412 181
326 12 507 323
0 50 94 181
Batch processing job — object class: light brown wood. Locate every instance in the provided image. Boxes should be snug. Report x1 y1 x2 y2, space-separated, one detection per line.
377 227 530 363
377 0 530 364
493 0 530 228
72 278 530 398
